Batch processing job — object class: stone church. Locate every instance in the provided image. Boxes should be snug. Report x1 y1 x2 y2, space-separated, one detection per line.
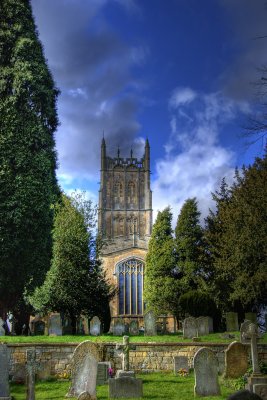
98 138 152 325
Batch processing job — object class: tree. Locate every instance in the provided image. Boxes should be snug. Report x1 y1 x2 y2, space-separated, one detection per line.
205 152 267 313
0 0 59 323
28 193 113 333
144 207 181 317
174 198 206 291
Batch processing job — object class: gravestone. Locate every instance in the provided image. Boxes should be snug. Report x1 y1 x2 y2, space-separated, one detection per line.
113 318 125 336
144 311 157 336
76 318 85 335
109 377 143 399
129 320 139 335
0 318 5 336
33 320 45 336
26 348 40 400
173 356 189 374
183 317 198 339
193 347 220 396
226 312 239 332
209 317 214 333
0 344 11 399
48 313 62 336
224 341 248 378
81 316 89 335
197 316 209 336
62 316 72 335
96 362 111 385
66 340 103 399
245 312 257 324
240 320 252 344
90 316 101 336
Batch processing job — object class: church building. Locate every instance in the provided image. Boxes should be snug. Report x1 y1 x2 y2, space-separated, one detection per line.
98 138 152 325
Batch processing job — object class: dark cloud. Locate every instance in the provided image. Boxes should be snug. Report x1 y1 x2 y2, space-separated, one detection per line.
31 0 145 181
219 0 267 100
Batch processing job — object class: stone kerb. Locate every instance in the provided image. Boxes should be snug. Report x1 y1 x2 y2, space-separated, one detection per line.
66 341 104 398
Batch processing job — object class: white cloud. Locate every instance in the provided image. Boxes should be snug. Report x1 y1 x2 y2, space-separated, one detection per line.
169 87 197 108
152 89 247 225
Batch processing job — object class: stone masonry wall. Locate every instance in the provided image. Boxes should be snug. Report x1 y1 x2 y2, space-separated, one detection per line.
7 342 267 382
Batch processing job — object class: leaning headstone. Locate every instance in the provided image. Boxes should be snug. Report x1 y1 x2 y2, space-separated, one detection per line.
90 316 101 336
226 312 239 332
240 320 252 344
0 318 5 336
129 320 139 335
245 313 257 324
173 356 189 374
183 317 198 339
193 347 220 396
0 344 11 399
26 348 40 400
197 316 209 336
113 318 125 336
48 313 62 336
96 362 111 385
66 340 103 399
224 341 248 378
144 311 157 336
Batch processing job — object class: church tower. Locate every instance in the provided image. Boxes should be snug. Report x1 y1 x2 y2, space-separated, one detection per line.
98 138 152 322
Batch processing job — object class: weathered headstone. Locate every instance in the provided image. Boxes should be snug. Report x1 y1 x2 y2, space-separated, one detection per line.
245 312 257 324
183 317 198 339
197 316 209 336
26 349 40 400
144 311 157 336
209 317 214 333
129 320 139 335
193 347 220 396
0 318 5 336
0 344 11 399
226 312 239 332
81 316 89 335
62 315 72 335
109 377 143 399
113 318 125 336
96 362 111 385
224 341 248 378
90 316 101 336
33 320 45 336
48 313 62 336
76 317 85 335
173 356 189 374
66 340 103 399
240 320 252 344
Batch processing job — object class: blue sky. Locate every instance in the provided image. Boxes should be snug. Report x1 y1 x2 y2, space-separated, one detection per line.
31 0 267 222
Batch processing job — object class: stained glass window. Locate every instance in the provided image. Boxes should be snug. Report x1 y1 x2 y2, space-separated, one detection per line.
117 259 144 315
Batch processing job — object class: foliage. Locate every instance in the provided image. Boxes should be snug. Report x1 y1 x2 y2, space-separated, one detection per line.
179 290 218 319
205 153 267 313
144 207 182 316
0 0 59 319
28 193 113 332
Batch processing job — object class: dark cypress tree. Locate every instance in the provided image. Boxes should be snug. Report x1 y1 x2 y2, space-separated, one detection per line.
0 0 59 326
29 193 113 333
144 207 182 317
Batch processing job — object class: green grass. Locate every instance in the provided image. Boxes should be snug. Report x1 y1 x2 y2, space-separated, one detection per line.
10 372 236 400
2 332 267 344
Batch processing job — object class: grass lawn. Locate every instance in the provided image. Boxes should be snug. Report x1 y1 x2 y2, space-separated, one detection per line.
2 332 267 344
10 372 236 400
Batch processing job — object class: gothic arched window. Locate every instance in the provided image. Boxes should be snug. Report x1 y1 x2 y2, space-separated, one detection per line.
117 258 144 315
127 181 136 205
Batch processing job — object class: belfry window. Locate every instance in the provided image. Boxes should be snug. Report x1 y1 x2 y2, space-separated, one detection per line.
117 258 144 315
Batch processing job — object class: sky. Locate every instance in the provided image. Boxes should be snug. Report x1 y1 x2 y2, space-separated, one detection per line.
31 0 267 223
